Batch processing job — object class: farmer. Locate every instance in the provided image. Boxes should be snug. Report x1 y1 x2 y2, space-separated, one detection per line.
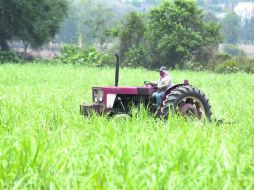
147 66 173 107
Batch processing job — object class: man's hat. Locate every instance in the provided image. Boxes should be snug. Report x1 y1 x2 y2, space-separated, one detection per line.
159 66 167 72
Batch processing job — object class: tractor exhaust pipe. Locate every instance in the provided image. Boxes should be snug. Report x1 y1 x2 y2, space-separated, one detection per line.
115 54 119 87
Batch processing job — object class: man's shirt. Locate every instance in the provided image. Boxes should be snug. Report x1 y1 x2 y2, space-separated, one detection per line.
157 75 173 92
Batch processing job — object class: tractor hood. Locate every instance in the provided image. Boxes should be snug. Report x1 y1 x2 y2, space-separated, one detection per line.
99 86 154 96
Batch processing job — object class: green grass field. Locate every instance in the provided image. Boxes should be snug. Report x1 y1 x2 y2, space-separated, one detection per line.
0 63 254 189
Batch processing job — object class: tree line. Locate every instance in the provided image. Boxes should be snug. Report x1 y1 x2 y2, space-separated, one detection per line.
1 0 253 73
0 0 222 69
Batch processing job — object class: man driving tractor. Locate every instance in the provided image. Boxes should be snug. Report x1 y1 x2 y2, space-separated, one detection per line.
146 66 173 107
81 55 212 120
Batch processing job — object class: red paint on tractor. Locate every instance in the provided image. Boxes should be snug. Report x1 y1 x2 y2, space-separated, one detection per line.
101 86 154 108
102 86 153 95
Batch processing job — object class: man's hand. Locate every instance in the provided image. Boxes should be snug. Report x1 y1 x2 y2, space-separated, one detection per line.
144 81 151 85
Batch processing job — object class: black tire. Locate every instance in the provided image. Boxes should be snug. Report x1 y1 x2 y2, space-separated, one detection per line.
161 85 212 120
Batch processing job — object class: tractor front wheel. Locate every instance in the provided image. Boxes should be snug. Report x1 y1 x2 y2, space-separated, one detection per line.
161 85 212 120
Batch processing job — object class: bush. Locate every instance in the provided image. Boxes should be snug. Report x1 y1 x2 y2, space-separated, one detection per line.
0 51 21 63
216 60 239 73
123 47 146 68
57 44 110 66
193 46 217 67
185 53 254 74
215 53 231 62
216 56 254 73
184 61 205 72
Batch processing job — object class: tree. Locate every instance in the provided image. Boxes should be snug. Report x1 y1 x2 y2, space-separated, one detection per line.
222 12 241 44
147 0 222 68
0 0 15 50
0 0 68 50
119 12 146 61
56 0 129 46
83 3 115 51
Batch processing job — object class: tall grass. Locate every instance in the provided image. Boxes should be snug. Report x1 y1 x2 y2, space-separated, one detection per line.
0 63 253 189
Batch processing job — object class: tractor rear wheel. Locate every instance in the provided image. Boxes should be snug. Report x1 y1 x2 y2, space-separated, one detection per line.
161 85 212 120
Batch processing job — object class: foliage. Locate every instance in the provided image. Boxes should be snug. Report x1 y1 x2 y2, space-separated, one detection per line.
216 56 254 73
184 61 205 72
0 0 68 50
82 3 115 51
0 51 21 63
61 1 223 70
0 64 254 189
193 46 219 68
146 0 222 69
123 47 146 67
186 47 227 72
217 59 240 73
186 53 254 74
57 0 124 46
119 12 146 61
222 12 241 44
57 44 110 66
199 1 254 45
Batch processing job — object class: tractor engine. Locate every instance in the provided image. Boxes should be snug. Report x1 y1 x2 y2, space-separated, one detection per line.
80 86 154 116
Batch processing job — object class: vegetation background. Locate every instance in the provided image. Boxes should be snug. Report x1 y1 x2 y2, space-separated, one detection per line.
0 0 254 73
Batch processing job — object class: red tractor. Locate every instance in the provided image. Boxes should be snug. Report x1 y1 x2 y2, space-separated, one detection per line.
80 55 212 120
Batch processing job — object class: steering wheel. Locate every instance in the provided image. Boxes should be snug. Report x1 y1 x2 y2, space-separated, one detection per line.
144 81 158 89
144 81 151 87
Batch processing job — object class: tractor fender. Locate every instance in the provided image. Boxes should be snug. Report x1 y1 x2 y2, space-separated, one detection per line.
163 84 189 101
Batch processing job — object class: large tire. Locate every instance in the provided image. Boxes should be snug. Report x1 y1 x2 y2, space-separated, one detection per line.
161 85 212 120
